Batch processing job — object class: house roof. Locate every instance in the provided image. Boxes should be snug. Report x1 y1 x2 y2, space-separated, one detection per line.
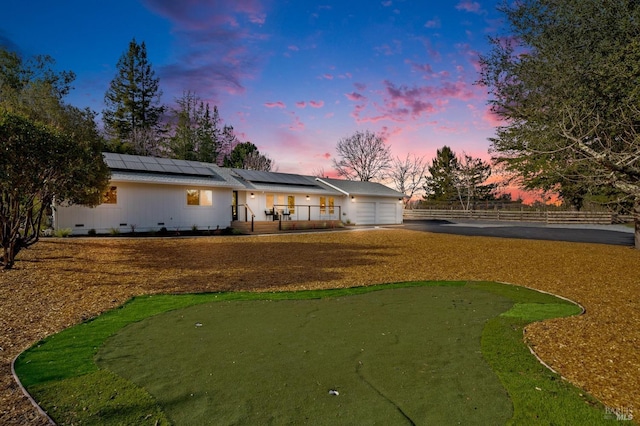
102 153 402 196
103 153 245 188
230 168 341 195
316 178 404 198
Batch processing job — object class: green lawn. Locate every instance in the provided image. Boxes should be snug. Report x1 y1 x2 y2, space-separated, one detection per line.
15 281 615 425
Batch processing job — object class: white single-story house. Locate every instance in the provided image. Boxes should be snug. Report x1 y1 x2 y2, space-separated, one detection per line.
54 152 404 234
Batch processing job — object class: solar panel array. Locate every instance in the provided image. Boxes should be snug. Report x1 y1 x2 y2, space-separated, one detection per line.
234 169 317 186
104 153 219 178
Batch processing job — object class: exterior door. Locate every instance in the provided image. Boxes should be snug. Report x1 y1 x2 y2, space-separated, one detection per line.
232 191 238 220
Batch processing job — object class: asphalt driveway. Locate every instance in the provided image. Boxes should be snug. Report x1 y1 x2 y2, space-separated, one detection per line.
401 219 635 247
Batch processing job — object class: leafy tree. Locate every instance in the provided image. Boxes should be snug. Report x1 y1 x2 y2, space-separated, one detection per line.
454 154 496 210
0 49 109 268
103 39 164 155
223 142 273 171
479 0 640 247
218 124 240 166
166 91 222 163
389 154 428 208
423 146 459 202
332 130 392 181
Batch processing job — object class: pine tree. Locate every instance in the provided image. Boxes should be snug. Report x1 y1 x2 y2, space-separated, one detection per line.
103 39 164 155
423 146 459 202
195 104 221 164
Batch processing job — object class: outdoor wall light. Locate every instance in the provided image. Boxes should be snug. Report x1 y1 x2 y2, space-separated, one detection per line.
250 193 255 199
351 196 355 202
306 195 310 200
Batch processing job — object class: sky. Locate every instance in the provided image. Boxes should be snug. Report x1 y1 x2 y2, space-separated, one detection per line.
1 0 506 185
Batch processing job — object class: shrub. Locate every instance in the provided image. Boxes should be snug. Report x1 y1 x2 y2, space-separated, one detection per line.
53 228 72 238
191 224 198 232
109 227 120 236
87 229 97 236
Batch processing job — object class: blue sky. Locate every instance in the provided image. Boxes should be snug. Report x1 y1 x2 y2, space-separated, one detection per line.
1 0 504 177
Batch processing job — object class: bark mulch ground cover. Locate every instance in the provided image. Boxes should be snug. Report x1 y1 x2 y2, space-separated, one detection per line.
1 228 639 424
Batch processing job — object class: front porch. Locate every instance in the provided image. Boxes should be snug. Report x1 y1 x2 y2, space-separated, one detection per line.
231 219 344 234
231 203 346 234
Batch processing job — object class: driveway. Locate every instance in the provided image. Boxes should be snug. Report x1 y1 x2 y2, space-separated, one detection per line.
401 219 635 246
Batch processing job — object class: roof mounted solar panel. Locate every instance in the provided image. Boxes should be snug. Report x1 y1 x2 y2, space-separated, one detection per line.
103 152 219 178
234 169 317 186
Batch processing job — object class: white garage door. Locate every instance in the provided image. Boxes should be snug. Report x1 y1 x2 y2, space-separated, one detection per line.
356 202 376 225
377 203 397 224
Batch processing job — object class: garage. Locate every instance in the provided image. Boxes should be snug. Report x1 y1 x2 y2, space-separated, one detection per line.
356 202 376 225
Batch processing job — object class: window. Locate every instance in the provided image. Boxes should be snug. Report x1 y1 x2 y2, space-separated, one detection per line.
103 186 117 204
287 195 295 214
320 196 335 215
187 189 213 206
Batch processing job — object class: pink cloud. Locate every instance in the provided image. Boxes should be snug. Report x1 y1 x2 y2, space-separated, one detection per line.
287 112 305 131
424 18 440 29
455 1 483 14
309 100 324 108
265 101 286 109
418 37 442 62
405 59 433 75
322 73 334 80
345 92 366 101
349 78 480 125
354 82 367 91
143 0 269 101
296 101 306 108
376 40 402 56
288 45 299 51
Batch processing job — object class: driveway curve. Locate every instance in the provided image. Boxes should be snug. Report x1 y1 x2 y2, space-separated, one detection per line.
401 219 635 246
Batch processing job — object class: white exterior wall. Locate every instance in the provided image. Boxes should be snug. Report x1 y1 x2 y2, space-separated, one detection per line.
55 181 233 235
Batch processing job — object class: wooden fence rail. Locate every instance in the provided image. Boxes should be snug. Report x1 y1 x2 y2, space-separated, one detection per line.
402 209 631 225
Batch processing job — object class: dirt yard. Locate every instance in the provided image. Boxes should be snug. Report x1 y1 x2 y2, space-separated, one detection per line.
1 228 639 424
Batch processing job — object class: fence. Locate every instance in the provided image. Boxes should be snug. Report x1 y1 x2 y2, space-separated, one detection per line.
403 209 632 225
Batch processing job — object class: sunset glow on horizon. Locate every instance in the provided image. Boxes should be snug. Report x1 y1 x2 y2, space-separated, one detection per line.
0 1 543 200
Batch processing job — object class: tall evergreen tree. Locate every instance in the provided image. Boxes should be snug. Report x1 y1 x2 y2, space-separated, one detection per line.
166 91 222 163
195 103 221 164
423 146 459 202
103 39 164 155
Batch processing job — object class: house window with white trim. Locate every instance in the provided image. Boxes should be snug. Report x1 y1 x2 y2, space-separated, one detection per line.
187 189 213 206
320 196 334 215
